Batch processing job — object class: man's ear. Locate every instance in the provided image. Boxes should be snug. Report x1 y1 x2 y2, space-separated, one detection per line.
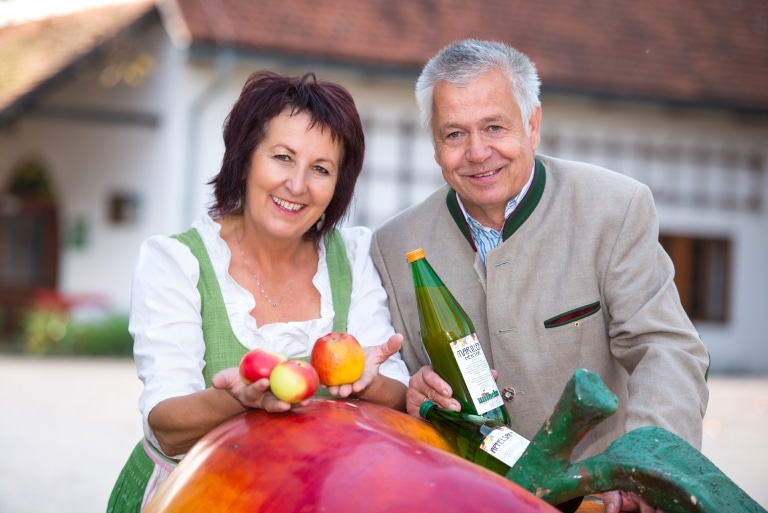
529 106 542 151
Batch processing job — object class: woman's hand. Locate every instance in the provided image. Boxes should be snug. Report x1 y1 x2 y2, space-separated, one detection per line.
326 333 403 398
212 367 299 412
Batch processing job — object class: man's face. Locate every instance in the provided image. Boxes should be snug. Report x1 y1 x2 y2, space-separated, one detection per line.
431 68 541 230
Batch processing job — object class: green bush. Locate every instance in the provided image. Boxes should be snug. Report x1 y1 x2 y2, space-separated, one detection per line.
21 309 133 357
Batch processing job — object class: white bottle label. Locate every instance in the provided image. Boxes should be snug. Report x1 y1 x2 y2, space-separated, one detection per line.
480 426 530 467
450 333 505 414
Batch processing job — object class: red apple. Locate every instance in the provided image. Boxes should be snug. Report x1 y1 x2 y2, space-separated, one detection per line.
269 359 320 403
310 332 365 386
239 348 286 385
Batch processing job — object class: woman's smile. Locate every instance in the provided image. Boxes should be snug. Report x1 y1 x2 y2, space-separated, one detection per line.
271 195 304 213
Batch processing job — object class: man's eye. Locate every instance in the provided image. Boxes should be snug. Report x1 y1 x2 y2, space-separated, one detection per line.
488 125 501 132
446 131 460 140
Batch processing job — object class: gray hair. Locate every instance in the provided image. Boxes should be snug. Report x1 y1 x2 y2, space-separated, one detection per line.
415 39 542 141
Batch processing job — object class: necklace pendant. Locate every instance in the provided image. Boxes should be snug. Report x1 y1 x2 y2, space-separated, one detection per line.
237 230 296 311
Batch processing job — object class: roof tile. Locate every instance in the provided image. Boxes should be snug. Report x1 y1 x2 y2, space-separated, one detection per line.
2 0 767 118
0 0 155 120
168 0 768 112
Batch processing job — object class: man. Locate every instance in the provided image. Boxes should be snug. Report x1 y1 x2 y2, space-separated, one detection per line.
371 39 709 512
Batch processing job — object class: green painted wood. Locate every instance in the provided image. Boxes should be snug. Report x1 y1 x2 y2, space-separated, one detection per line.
506 369 766 513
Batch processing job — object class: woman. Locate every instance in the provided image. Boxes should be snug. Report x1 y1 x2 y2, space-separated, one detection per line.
107 71 409 512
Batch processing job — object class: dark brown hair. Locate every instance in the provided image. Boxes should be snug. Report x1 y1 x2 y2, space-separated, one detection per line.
208 71 365 242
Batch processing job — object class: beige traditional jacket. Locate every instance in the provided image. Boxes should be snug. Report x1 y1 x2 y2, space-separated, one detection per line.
371 154 709 458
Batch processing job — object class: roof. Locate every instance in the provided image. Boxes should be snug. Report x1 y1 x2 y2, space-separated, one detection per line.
0 0 156 125
1 0 767 124
167 0 768 114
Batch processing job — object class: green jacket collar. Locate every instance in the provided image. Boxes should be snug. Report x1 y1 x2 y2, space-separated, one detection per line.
445 157 546 250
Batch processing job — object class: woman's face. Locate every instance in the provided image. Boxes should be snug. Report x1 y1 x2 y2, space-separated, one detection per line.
243 109 340 242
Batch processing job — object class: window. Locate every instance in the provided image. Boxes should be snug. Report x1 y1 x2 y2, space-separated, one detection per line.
107 191 140 225
539 132 765 214
659 234 731 322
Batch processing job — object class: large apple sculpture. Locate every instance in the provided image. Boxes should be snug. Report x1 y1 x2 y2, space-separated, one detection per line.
142 399 559 513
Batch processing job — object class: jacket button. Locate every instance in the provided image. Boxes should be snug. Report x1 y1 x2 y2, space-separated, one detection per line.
502 386 516 401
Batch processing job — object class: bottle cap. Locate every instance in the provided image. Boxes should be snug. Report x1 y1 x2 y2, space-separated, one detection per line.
406 248 426 263
418 399 436 419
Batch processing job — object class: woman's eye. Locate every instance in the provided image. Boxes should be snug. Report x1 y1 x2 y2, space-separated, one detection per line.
314 165 330 175
275 154 290 162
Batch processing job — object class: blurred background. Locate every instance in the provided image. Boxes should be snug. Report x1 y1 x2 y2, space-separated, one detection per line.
0 0 766 511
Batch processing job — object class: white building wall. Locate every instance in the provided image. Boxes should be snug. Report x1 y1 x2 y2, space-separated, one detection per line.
1 25 188 310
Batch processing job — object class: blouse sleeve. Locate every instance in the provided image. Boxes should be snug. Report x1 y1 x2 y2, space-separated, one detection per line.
130 235 207 449
340 226 411 386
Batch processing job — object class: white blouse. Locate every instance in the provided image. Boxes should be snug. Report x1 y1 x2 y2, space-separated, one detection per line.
131 214 410 449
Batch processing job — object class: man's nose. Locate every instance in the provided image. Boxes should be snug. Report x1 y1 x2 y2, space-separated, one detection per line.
466 133 492 162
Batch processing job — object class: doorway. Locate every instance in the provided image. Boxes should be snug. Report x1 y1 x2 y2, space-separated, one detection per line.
0 160 59 343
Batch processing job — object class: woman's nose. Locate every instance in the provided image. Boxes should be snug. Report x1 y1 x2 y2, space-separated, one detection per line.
285 167 308 194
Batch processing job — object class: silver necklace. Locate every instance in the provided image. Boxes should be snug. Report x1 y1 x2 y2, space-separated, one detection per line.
236 231 297 308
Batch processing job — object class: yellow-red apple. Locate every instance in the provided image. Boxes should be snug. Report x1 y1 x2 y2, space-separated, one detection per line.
311 332 365 386
239 348 286 385
269 359 320 403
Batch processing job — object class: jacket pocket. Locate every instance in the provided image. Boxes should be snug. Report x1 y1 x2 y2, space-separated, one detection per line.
543 301 601 328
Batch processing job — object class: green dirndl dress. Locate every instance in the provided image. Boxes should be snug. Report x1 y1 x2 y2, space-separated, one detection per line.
106 228 352 512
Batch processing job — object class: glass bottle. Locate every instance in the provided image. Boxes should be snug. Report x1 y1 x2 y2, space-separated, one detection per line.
407 248 509 424
419 399 528 474
420 401 583 513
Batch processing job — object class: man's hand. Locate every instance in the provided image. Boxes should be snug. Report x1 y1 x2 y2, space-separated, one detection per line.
603 490 663 513
406 365 461 418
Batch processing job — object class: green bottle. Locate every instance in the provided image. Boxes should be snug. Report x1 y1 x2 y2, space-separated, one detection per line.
407 248 509 424
420 401 584 513
419 400 528 474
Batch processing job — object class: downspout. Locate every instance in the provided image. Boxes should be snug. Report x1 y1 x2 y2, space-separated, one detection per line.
183 48 236 225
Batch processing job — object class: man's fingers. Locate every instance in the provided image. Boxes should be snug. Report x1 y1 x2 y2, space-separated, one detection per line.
422 368 451 397
602 491 620 513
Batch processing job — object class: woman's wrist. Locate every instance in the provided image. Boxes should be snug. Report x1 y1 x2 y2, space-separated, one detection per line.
355 374 407 411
